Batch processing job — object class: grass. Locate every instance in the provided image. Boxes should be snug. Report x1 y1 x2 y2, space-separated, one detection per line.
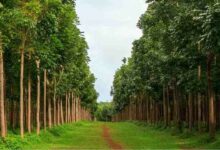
0 121 220 149
0 122 109 150
108 122 180 149
109 121 220 149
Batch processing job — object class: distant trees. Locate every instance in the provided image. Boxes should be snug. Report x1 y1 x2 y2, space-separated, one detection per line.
112 0 220 139
95 102 113 122
0 0 97 138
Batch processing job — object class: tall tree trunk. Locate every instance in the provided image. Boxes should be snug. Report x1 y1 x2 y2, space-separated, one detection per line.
0 35 6 138
71 92 74 122
48 93 52 128
20 47 24 138
146 96 149 123
188 93 193 131
75 97 78 121
65 93 68 123
57 98 60 125
36 60 40 135
163 85 167 126
43 69 47 131
173 83 181 130
68 93 71 122
73 95 75 122
167 87 171 125
128 99 132 120
198 64 202 132
60 100 64 124
19 34 27 138
27 53 31 133
198 43 202 132
207 53 215 138
53 80 56 126
12 101 16 130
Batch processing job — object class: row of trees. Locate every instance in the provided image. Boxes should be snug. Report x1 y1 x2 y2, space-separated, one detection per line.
0 0 97 138
95 102 113 121
111 0 220 139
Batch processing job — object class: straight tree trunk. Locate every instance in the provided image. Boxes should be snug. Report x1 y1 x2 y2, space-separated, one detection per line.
188 93 193 131
12 101 16 130
207 53 215 138
173 83 181 130
72 95 75 122
71 92 74 122
0 35 6 138
198 43 202 132
57 98 60 125
36 60 40 135
19 34 27 138
20 47 24 138
48 94 52 128
27 53 31 133
60 100 64 124
65 93 68 123
167 87 171 125
163 85 167 126
68 93 71 122
75 97 78 121
198 64 202 132
146 96 150 123
53 80 56 126
43 69 47 131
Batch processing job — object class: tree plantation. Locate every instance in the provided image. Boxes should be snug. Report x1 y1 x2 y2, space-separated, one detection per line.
1 0 220 149
0 0 97 139
112 0 220 140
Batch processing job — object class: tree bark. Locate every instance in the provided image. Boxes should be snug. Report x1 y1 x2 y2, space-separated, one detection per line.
166 87 171 125
44 69 47 131
207 53 215 138
198 43 202 132
57 98 60 125
65 93 68 123
53 80 56 126
163 85 167 126
27 52 31 133
0 35 6 138
60 100 64 124
75 97 78 121
71 92 74 122
36 60 40 135
198 65 202 132
73 95 76 122
48 93 52 128
188 93 193 131
20 47 24 138
67 93 70 123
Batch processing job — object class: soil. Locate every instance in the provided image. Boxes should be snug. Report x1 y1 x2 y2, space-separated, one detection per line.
102 125 123 150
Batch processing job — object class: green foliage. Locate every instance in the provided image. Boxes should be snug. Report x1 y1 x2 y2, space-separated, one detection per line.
0 0 97 111
111 0 220 114
95 102 113 121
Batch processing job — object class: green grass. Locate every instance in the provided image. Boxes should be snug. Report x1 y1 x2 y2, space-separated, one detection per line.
1 121 220 149
108 122 180 149
109 121 220 149
0 122 109 150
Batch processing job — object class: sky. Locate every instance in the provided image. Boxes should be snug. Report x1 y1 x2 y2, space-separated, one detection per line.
75 0 147 102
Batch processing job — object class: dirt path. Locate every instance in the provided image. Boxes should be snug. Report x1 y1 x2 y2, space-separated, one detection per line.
102 125 123 150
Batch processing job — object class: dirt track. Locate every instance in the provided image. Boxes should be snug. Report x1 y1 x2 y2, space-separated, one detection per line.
102 125 123 150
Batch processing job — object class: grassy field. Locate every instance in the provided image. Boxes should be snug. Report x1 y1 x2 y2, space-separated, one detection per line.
109 122 180 149
109 122 220 149
0 122 109 150
0 121 220 149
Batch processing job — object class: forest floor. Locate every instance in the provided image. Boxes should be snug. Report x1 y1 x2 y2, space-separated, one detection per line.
0 121 220 149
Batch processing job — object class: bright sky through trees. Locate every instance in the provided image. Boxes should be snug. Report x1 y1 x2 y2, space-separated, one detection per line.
76 0 147 102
